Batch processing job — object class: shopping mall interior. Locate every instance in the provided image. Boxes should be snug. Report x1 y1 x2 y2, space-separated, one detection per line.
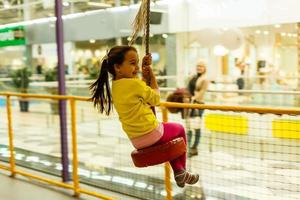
0 0 300 200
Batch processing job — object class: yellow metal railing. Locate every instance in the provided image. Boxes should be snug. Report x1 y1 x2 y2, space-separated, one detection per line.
1 92 300 200
0 92 114 200
161 107 173 200
160 101 300 200
160 101 300 115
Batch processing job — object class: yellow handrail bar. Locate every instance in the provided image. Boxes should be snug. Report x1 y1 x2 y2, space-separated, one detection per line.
160 102 300 115
79 188 116 200
0 164 10 171
0 92 90 101
1 92 300 115
6 95 15 177
70 98 80 196
15 170 74 189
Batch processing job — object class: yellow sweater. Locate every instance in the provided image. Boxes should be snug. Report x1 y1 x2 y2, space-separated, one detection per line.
112 78 160 139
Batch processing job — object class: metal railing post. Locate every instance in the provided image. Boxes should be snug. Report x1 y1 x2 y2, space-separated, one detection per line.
162 107 173 200
6 95 15 177
70 98 80 196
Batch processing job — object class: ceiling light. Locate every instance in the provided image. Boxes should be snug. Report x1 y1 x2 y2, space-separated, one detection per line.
213 45 228 56
274 24 281 28
263 31 269 35
88 2 112 8
162 34 168 38
281 32 286 36
119 29 131 33
255 30 261 34
84 50 92 57
63 2 70 7
95 50 101 57
89 39 96 43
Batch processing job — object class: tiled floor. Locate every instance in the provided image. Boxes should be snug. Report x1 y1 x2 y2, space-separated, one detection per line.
0 168 139 200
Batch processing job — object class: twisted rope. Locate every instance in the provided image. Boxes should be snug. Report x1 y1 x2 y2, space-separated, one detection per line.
129 0 155 116
145 0 150 54
129 0 151 55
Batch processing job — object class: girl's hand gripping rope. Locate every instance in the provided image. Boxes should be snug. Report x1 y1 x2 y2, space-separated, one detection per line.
142 54 153 84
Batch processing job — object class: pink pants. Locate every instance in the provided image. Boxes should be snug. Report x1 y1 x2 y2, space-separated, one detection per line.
153 122 187 173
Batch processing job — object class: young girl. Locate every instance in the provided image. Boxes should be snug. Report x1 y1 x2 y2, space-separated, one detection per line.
90 45 199 188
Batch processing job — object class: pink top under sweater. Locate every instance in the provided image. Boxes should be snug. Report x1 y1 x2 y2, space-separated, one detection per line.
130 123 164 149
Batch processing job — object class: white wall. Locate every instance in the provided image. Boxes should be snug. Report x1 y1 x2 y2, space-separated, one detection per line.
32 42 72 70
168 0 300 32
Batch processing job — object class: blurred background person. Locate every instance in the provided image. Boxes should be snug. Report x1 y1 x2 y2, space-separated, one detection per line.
186 60 210 157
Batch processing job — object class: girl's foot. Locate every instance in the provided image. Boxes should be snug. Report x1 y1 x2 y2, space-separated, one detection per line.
174 170 199 188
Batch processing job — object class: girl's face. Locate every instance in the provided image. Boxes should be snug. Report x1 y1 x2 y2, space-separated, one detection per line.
114 50 140 80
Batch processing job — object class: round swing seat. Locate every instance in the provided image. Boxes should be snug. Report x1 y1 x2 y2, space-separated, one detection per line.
131 137 186 167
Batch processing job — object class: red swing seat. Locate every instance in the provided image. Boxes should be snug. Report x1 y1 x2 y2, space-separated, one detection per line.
131 137 186 167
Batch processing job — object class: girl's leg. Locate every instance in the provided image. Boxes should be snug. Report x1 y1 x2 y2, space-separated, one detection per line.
154 122 187 172
154 122 199 187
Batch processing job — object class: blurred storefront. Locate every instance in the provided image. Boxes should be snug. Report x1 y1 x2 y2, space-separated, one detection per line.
0 0 299 94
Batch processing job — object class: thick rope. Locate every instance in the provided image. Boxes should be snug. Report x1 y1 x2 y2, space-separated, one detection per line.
129 0 147 46
144 0 155 115
129 0 155 114
129 0 150 53
145 0 150 55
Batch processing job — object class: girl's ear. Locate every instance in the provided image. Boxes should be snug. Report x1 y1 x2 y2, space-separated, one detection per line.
114 64 120 72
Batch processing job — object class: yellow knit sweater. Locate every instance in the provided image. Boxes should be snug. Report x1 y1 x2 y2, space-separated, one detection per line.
112 78 160 139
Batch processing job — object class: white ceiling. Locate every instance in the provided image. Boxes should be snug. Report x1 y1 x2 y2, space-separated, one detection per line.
0 0 137 25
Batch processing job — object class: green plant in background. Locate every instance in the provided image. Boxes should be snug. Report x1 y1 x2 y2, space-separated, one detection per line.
89 66 99 79
10 67 32 93
10 67 32 112
44 67 58 82
44 67 59 114
44 68 58 95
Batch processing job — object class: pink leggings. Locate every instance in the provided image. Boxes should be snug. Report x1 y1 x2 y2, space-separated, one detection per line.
153 122 187 173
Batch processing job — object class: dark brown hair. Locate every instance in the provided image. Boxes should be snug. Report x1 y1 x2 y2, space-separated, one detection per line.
90 45 137 115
